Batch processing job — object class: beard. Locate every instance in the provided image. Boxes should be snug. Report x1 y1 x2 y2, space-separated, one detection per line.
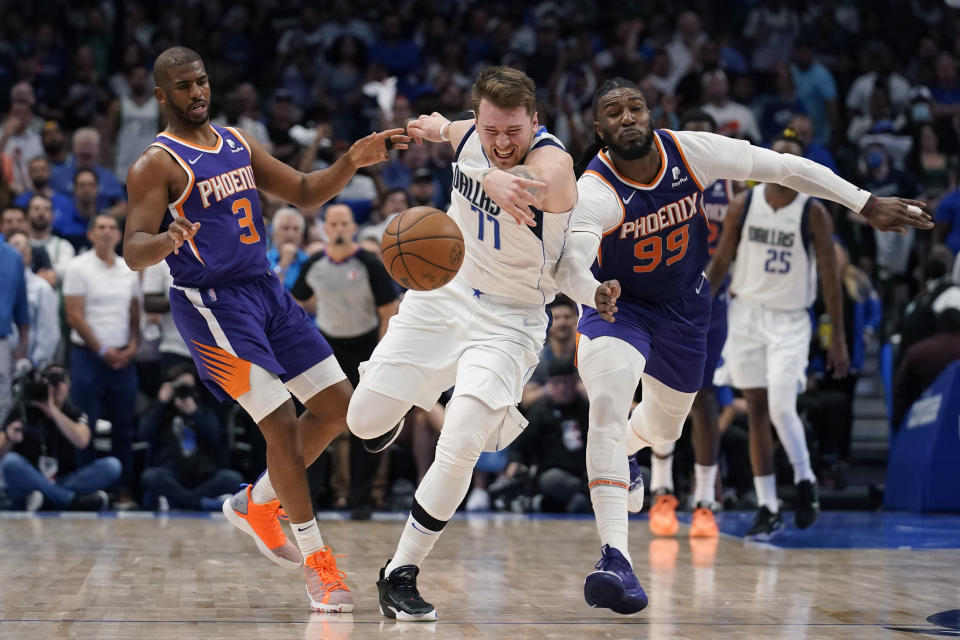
30 218 49 232
333 235 346 245
169 101 210 128
601 128 654 160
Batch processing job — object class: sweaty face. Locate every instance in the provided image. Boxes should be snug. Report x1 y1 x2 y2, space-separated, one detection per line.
475 99 537 170
595 88 655 161
159 61 211 128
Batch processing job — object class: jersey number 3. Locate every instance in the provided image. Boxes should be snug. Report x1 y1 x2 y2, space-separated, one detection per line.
633 225 689 273
232 198 260 244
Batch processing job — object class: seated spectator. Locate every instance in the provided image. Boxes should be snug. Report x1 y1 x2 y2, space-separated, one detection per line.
25 194 74 281
522 295 578 409
898 245 960 362
503 358 590 513
5 231 59 368
0 365 120 511
0 205 55 285
139 367 241 511
13 156 77 226
893 308 960 428
267 207 308 290
49 127 125 219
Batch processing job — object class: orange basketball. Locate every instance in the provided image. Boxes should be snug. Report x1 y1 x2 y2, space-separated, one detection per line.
380 206 464 291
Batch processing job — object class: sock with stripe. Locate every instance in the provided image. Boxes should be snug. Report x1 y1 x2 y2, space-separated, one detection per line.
385 500 446 575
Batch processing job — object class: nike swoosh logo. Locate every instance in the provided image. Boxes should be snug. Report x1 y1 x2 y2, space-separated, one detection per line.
297 524 315 532
623 191 636 205
188 154 202 165
410 522 435 535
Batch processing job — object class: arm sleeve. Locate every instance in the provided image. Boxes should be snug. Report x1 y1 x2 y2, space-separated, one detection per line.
290 255 320 301
358 250 398 306
673 131 872 212
554 230 603 307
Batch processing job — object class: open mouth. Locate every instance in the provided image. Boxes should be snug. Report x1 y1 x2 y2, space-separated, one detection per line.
189 102 208 116
493 147 515 160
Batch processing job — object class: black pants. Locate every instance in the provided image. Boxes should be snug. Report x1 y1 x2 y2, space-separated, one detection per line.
324 330 380 509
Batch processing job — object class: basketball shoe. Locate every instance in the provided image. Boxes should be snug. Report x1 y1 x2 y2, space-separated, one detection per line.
627 454 645 513
377 562 437 621
362 418 405 454
745 506 784 541
689 503 719 538
304 547 353 613
648 491 680 537
584 545 648 614
794 480 820 529
222 485 303 568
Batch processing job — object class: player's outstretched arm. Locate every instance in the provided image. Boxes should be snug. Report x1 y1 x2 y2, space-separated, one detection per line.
475 144 576 226
406 113 475 151
244 128 409 209
123 148 201 271
809 202 850 378
704 192 747 295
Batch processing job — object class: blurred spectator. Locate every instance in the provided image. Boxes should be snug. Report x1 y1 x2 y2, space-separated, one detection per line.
316 0 375 50
0 153 12 210
212 83 271 149
522 295 578 409
788 114 838 173
49 128 125 218
931 53 960 120
937 184 960 257
141 260 191 376
847 85 911 164
267 207 308 290
408 167 439 209
369 13 421 80
63 214 139 502
60 44 111 131
666 11 706 83
0 230 29 421
292 203 399 519
57 169 101 251
6 231 59 368
358 188 409 249
898 246 960 363
893 308 960 428
13 156 76 225
0 366 120 511
41 121 68 171
0 205 55 284
504 358 590 514
845 42 912 116
25 195 74 281
755 64 807 144
0 82 44 192
907 122 957 204
743 1 800 72
701 69 760 142
790 39 838 145
266 90 301 166
907 86 936 127
107 65 159 184
139 368 242 511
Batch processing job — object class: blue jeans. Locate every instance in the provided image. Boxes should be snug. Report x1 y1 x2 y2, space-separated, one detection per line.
70 347 138 488
140 467 243 509
0 451 122 508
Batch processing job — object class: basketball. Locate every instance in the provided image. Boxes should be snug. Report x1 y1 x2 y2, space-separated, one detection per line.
380 206 464 291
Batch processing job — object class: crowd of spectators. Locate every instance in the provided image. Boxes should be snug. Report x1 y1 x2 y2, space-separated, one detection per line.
1 0 960 513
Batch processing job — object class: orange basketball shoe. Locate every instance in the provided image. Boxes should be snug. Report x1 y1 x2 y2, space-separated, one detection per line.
223 485 304 569
304 547 354 613
689 506 719 538
648 492 680 537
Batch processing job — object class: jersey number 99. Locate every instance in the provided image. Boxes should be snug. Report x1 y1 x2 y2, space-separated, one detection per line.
633 225 690 273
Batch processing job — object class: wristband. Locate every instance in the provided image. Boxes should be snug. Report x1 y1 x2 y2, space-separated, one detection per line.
440 121 451 142
97 344 108 357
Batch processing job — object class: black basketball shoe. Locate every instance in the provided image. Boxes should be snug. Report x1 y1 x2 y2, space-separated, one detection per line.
745 506 784 541
377 561 437 621
794 480 820 529
362 418 405 454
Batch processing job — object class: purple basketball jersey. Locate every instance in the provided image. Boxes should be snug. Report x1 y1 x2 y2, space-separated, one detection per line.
150 125 269 288
583 130 709 305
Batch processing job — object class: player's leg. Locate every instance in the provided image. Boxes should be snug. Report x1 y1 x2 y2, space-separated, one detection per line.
687 386 721 537
742 387 784 539
577 335 648 614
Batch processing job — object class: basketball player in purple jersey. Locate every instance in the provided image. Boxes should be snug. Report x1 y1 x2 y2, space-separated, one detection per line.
123 47 408 612
554 78 932 614
643 110 744 540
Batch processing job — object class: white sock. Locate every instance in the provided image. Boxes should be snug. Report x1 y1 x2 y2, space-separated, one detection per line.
693 463 718 506
291 519 324 556
791 459 816 484
251 472 277 503
650 442 675 493
754 474 778 513
589 484 632 567
386 513 442 574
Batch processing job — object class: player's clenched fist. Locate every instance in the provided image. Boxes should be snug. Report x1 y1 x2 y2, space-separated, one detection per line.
595 279 621 322
165 217 201 255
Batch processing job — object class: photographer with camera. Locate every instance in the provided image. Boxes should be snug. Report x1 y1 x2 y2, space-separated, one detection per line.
0 365 120 511
139 367 242 511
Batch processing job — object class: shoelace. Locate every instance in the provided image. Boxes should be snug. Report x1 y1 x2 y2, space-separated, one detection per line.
307 548 349 593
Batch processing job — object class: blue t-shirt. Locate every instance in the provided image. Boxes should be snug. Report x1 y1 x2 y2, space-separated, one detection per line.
935 188 960 255
49 158 125 212
266 246 309 291
13 190 80 233
0 241 29 338
791 62 837 145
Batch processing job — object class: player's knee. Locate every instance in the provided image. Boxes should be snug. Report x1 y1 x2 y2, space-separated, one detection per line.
434 396 500 475
345 386 408 440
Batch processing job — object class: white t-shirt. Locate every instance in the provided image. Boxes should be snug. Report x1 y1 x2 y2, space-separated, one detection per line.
62 251 140 348
141 260 191 358
703 101 762 143
31 234 75 279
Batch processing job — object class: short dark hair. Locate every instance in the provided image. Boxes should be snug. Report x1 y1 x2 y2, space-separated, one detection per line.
87 213 119 231
153 46 203 88
549 294 577 315
679 109 717 131
1 206 26 219
74 168 99 186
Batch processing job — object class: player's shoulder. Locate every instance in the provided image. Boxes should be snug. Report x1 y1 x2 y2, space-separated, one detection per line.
128 144 179 181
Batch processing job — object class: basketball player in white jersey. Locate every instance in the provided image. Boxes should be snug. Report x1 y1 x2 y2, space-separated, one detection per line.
345 66 579 621
553 80 932 615
706 129 847 539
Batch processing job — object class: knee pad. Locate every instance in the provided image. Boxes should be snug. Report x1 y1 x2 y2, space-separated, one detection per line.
629 376 696 447
434 395 506 475
346 385 411 440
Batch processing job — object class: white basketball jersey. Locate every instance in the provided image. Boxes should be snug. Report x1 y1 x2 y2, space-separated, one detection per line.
447 125 572 307
730 184 817 310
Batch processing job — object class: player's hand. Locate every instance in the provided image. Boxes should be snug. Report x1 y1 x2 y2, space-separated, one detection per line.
348 129 410 168
406 113 449 144
481 169 545 226
827 336 850 379
595 279 621 322
859 196 932 234
166 217 200 255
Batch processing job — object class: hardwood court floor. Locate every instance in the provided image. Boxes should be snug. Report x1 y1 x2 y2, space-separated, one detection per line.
0 511 958 639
